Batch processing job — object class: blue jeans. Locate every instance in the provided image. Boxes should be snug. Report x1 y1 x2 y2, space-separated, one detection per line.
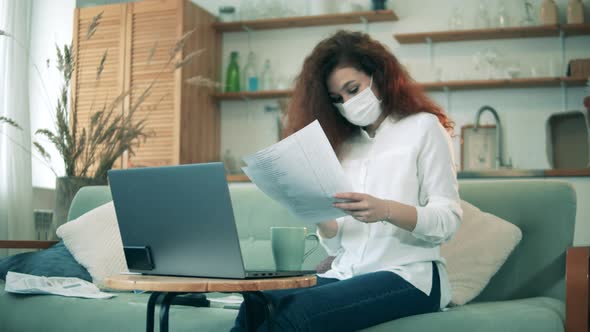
231 262 440 332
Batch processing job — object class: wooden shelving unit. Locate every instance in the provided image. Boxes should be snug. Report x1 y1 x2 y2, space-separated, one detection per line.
393 24 590 44
212 10 398 32
212 90 292 101
212 77 587 100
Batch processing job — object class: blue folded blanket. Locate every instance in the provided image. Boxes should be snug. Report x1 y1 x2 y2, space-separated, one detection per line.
0 241 91 282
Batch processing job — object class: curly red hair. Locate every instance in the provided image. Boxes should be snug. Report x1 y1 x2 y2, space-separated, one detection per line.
284 30 453 154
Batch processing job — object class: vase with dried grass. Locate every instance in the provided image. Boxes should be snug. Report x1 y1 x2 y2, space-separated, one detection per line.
0 12 220 232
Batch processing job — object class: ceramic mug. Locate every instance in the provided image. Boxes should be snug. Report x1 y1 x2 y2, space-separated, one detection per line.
270 227 319 271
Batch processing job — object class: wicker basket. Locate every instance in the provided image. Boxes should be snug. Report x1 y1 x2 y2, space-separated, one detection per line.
568 58 590 77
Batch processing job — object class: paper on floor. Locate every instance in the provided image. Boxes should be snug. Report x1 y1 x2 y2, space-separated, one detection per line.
5 271 116 299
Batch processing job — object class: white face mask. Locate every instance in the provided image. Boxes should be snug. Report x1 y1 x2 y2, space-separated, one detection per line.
334 76 382 127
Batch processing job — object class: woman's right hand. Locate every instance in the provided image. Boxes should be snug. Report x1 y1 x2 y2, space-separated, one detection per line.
316 220 338 239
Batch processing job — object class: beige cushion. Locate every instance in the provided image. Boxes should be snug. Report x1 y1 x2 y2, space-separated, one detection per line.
441 200 522 305
56 202 128 288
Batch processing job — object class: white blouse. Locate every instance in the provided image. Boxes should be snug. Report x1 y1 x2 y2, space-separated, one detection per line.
317 112 463 309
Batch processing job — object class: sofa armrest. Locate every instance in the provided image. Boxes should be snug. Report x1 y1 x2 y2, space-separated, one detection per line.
0 240 59 249
566 246 589 332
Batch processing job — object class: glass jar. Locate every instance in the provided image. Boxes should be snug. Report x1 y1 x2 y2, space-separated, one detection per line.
218 6 236 22
260 59 274 90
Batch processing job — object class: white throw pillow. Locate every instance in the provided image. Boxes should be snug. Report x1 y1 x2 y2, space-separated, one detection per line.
56 201 128 288
441 200 522 306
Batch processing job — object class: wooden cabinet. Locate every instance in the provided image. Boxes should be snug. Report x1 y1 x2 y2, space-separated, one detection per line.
71 0 221 169
72 4 127 172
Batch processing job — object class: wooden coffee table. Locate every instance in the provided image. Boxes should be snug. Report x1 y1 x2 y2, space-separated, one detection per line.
105 274 316 332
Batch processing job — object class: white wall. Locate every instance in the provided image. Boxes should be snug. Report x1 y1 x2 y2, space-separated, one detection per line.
29 0 76 189
190 0 590 170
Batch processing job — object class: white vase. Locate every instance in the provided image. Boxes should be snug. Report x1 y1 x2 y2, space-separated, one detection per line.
52 176 99 238
567 0 585 24
540 0 559 25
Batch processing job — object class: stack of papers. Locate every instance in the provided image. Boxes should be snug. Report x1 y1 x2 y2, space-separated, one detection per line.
242 120 354 224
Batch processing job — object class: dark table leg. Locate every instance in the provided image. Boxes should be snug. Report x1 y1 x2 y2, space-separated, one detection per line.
146 292 209 332
159 292 182 332
242 291 275 332
146 292 163 332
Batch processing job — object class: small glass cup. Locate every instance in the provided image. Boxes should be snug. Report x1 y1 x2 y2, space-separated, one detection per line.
218 6 236 22
449 6 465 30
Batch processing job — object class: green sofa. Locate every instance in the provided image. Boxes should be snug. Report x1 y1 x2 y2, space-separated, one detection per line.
1 180 588 332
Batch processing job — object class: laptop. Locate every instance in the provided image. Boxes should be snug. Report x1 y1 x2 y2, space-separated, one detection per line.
107 162 316 279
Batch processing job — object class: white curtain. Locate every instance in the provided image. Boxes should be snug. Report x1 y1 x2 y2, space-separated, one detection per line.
0 0 34 255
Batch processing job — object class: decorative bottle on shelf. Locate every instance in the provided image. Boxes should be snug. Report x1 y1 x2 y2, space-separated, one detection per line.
448 6 465 30
474 0 491 29
495 0 511 28
242 51 259 92
567 0 585 24
371 0 387 11
540 0 559 25
225 51 240 92
260 59 274 91
222 149 238 174
520 0 536 26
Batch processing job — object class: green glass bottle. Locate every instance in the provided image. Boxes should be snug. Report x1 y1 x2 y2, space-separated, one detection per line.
225 51 240 92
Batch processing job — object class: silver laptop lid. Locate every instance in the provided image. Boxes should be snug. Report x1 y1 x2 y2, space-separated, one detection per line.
108 162 247 279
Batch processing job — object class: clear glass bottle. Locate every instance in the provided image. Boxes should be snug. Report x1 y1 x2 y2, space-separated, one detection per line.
519 0 536 26
495 1 511 28
448 6 465 30
242 51 258 92
474 0 491 29
222 149 238 174
260 59 274 91
225 51 240 92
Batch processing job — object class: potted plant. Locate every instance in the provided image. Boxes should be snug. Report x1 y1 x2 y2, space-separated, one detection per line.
1 13 219 229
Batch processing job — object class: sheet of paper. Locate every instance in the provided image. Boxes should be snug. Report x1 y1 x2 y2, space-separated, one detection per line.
5 272 116 299
208 294 244 305
242 120 353 224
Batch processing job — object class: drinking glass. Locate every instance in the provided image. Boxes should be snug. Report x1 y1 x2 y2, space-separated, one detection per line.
495 0 512 28
448 6 465 30
475 0 491 29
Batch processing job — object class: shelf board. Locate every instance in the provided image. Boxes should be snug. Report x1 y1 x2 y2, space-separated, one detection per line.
394 24 590 44
561 23 590 36
422 77 588 91
213 77 587 100
227 174 250 182
212 10 398 32
544 169 590 177
213 90 292 100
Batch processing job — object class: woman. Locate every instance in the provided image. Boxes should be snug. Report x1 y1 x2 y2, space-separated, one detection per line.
232 30 462 332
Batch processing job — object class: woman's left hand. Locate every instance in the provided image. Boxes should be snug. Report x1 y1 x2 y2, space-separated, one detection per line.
332 192 389 223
